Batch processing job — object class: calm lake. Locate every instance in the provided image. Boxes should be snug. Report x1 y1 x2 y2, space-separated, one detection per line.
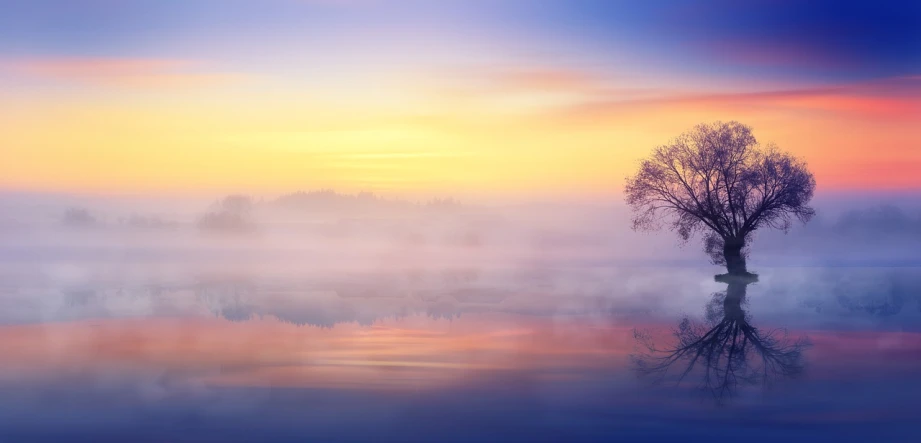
0 257 918 442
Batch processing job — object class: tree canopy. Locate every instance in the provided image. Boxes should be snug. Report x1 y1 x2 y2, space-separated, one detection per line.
625 121 816 273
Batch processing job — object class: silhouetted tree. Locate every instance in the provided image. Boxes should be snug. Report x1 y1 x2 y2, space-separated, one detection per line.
632 276 810 403
625 121 816 275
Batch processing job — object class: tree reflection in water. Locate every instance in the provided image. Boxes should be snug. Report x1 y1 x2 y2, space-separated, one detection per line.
632 275 810 402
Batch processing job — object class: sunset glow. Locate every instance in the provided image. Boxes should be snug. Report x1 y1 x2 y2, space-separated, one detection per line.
3 1 918 198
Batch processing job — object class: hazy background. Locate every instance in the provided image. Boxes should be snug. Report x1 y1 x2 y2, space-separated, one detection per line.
1 189 920 331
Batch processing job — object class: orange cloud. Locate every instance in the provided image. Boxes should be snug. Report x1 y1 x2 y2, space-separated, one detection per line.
556 81 921 124
530 76 921 191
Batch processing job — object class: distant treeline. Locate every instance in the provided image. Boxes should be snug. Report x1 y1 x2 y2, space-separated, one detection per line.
825 205 921 236
802 205 921 238
757 204 921 259
59 190 469 235
271 189 463 212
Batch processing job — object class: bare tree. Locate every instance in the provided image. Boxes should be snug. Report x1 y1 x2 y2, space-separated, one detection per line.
632 276 810 403
625 121 816 275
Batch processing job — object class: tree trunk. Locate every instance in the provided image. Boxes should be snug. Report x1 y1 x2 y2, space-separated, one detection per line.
723 238 747 275
722 280 749 320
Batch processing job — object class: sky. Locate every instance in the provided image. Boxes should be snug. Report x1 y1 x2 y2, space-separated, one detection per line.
1 0 919 199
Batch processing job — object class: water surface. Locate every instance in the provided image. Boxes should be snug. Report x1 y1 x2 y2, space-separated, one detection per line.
1 260 919 442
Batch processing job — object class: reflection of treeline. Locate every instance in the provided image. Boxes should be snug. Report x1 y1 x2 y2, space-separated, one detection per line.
192 280 466 328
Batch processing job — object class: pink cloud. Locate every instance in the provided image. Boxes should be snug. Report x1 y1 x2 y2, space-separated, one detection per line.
552 76 921 123
2 57 243 88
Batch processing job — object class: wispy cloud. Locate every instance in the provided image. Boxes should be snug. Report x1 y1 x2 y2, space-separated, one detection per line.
551 76 921 124
2 57 244 89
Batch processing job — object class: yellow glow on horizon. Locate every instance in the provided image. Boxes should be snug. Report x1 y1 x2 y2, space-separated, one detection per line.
2 65 919 197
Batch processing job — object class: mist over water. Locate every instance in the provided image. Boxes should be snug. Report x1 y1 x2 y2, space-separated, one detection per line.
0 191 920 441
